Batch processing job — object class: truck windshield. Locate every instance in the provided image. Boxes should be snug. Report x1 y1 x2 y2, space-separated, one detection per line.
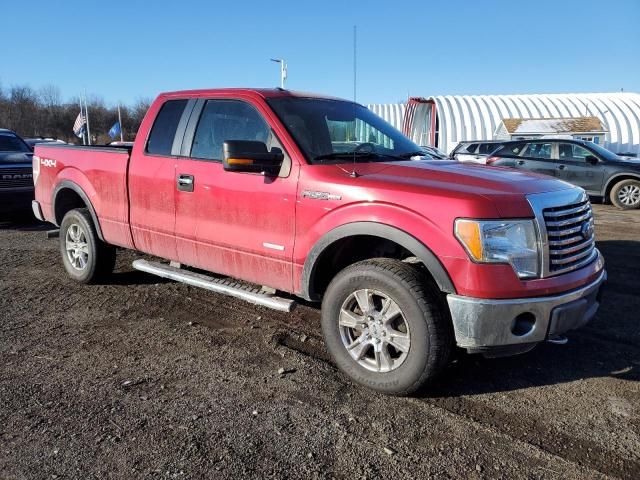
267 97 424 164
0 133 31 154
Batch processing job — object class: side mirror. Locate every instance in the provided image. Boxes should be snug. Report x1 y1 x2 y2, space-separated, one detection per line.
585 155 598 165
222 140 284 176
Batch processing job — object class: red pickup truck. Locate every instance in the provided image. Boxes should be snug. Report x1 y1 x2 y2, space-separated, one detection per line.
32 88 606 395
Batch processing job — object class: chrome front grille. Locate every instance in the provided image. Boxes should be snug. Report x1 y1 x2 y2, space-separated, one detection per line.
543 199 596 274
0 167 33 189
527 188 599 278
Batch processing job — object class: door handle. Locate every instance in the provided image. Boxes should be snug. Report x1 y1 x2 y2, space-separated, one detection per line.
177 174 194 192
516 160 525 166
557 164 566 170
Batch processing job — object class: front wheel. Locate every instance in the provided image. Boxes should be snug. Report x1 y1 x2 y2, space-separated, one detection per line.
59 208 116 283
321 258 453 395
610 179 640 209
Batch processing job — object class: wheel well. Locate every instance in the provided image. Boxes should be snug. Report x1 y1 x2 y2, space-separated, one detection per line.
54 188 87 225
605 175 640 200
308 235 434 299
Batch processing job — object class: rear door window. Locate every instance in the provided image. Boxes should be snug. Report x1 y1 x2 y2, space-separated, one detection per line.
463 143 479 154
523 142 552 160
478 143 500 154
496 143 526 157
146 99 188 156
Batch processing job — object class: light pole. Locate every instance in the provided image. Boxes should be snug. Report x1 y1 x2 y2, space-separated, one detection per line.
270 58 287 89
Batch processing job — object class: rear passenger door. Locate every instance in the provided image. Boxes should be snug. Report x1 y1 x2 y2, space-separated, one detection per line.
517 142 557 178
128 99 193 261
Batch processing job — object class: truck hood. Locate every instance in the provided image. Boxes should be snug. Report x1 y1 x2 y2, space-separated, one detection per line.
609 157 640 168
342 160 576 217
0 151 33 164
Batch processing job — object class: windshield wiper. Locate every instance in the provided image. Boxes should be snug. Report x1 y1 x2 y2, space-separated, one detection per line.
313 151 378 161
396 151 428 158
314 151 420 162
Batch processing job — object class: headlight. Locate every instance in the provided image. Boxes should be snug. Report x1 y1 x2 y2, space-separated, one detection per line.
454 219 539 279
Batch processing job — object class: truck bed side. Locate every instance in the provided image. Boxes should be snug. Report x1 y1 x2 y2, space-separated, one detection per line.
34 144 135 249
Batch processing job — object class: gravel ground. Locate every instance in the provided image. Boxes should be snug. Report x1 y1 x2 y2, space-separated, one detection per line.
0 204 639 479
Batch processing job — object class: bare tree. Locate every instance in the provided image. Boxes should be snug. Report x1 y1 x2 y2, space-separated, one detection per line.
0 83 151 143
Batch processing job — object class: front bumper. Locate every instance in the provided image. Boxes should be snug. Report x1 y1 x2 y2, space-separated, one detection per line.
0 188 34 214
447 267 606 356
32 200 44 221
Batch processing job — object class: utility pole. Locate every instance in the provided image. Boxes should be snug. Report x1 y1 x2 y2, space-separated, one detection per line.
270 58 287 89
83 89 92 145
117 104 124 142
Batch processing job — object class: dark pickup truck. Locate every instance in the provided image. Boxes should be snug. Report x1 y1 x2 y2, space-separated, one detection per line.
0 129 34 216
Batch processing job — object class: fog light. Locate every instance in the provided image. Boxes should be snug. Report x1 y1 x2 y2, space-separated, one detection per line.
511 312 536 336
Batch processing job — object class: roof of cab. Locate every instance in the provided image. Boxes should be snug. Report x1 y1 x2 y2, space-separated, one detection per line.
157 88 349 102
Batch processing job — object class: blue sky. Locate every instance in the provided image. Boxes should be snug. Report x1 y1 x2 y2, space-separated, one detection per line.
3 0 638 106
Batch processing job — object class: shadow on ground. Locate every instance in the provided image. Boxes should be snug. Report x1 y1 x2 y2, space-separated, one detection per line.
426 239 640 397
0 215 50 232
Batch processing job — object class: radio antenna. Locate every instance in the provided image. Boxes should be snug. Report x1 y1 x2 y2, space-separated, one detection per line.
350 25 359 178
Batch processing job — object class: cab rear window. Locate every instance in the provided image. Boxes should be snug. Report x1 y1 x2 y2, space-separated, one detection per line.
146 100 188 156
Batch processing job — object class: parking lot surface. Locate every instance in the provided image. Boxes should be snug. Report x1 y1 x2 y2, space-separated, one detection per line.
1 204 639 479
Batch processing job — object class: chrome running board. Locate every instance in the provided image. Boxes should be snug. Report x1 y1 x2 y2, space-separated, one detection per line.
546 335 569 345
132 259 296 312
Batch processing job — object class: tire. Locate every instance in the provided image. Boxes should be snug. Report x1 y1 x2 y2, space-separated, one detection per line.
321 258 453 396
610 179 640 210
59 208 116 283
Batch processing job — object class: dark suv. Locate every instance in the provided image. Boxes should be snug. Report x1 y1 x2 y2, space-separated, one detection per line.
487 139 640 209
0 129 34 217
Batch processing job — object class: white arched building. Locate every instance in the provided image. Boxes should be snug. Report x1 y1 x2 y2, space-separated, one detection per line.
368 92 640 156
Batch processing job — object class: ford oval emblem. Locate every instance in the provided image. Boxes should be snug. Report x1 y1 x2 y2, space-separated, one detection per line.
581 222 594 239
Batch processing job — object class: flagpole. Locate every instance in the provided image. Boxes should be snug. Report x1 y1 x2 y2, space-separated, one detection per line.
84 89 92 145
117 104 124 142
78 95 86 145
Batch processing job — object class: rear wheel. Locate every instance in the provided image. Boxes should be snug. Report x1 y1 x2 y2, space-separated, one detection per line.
59 208 116 283
321 258 453 395
610 179 640 209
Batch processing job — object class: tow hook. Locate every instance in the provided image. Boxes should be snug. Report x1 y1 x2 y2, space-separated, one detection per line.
547 335 569 345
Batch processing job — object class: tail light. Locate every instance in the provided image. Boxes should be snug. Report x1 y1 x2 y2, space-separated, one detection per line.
486 156 500 165
32 155 40 185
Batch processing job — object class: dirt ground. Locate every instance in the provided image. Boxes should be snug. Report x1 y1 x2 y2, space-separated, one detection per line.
1 204 639 479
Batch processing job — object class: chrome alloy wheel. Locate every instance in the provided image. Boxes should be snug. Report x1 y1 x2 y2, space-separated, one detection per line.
338 289 411 373
618 184 640 207
65 223 89 271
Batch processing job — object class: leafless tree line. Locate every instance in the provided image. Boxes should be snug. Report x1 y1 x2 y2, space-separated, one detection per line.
0 83 151 144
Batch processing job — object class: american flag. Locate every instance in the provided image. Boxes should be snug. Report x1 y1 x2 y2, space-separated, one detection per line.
73 111 86 138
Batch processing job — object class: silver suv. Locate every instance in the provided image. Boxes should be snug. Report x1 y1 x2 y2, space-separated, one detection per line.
451 140 504 164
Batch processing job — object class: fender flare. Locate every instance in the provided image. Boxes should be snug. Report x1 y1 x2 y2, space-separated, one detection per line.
301 221 456 300
52 180 105 241
603 173 640 196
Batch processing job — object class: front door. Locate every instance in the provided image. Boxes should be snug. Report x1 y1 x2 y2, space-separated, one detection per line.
173 98 297 292
556 143 604 193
